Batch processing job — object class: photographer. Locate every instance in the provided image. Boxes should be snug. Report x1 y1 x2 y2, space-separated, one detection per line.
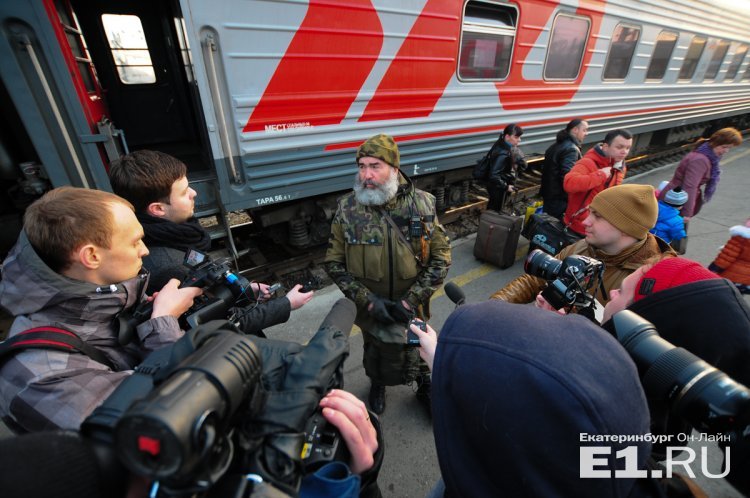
491 184 674 308
0 187 201 432
409 301 664 497
108 150 312 334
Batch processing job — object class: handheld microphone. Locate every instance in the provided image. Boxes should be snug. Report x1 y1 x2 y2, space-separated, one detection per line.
444 282 466 307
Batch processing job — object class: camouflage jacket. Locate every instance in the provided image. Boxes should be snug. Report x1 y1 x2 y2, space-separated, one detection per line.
324 172 451 335
0 232 182 432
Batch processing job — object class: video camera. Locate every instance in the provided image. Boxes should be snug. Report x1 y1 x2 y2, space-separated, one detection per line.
117 249 256 344
612 310 750 495
84 298 358 497
524 249 605 317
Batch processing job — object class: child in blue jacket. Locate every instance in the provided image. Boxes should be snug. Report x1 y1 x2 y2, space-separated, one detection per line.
650 187 687 243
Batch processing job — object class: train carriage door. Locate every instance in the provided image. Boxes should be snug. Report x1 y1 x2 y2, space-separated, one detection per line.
71 0 207 169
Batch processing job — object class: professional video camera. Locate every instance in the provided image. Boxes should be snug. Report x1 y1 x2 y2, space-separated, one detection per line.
82 298 358 497
118 249 257 344
612 310 750 495
524 249 605 318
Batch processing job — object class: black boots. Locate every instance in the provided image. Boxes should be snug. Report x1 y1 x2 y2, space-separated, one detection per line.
415 374 432 417
368 383 386 414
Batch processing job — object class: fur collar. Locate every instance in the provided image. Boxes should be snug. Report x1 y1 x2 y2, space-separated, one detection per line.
729 224 750 238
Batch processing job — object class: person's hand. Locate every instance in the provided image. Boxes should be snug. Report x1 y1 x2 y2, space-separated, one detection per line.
386 299 413 324
367 295 395 324
252 281 271 300
507 184 516 193
599 166 613 178
151 279 202 318
318 389 378 475
534 293 567 315
410 320 437 371
682 216 691 223
285 284 314 310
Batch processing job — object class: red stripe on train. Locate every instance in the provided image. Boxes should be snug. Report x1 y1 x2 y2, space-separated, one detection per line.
325 98 750 150
358 0 459 122
243 0 383 132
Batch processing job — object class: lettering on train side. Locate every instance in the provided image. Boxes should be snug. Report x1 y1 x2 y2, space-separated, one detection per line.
256 194 292 206
264 122 313 132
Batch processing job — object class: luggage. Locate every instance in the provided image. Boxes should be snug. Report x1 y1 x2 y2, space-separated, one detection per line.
473 210 523 268
523 212 582 255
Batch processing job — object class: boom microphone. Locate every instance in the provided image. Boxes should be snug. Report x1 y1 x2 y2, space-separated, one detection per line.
444 282 466 307
319 298 357 338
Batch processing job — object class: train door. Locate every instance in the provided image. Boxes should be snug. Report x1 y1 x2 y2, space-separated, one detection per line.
70 0 210 170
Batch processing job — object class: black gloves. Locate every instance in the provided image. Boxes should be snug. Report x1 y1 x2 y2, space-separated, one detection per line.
386 300 413 324
368 295 413 325
368 295 395 324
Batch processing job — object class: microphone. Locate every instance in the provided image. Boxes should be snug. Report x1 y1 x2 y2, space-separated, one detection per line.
444 282 466 307
319 298 357 338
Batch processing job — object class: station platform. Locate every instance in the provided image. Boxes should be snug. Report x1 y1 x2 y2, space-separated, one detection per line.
264 141 749 498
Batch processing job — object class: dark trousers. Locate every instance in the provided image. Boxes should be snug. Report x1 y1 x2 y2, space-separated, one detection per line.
486 185 506 212
543 197 567 221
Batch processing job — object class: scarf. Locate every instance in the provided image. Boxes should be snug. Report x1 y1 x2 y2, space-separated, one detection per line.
137 213 212 253
695 142 720 202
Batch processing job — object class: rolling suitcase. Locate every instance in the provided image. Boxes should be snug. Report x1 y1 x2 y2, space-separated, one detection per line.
473 210 523 268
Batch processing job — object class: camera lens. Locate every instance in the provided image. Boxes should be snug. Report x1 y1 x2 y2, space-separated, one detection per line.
613 310 750 432
524 249 562 281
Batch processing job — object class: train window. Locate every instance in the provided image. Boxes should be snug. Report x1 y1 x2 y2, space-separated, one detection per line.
101 14 156 85
544 13 590 80
705 40 730 80
603 24 641 80
646 31 678 80
458 1 517 80
725 44 748 80
679 36 706 80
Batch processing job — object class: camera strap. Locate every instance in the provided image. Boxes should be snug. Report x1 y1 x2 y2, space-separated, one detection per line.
0 326 116 370
378 207 425 268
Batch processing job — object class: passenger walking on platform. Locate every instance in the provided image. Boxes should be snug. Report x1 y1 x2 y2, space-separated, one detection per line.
491 184 674 308
324 133 451 415
658 127 742 222
650 187 688 244
708 217 750 294
484 124 524 212
540 118 589 220
109 150 312 336
563 129 632 236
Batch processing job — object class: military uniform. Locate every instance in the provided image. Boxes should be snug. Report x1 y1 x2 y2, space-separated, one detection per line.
325 172 451 386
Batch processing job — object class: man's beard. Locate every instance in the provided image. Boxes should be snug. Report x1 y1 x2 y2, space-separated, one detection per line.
353 168 399 206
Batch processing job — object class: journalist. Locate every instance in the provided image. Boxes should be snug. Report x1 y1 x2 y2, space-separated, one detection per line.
0 187 201 432
409 301 661 497
108 150 312 335
491 184 674 308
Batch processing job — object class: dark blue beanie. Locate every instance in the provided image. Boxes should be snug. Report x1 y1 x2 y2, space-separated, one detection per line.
432 300 652 498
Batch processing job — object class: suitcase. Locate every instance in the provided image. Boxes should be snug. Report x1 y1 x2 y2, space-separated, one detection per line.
473 210 523 268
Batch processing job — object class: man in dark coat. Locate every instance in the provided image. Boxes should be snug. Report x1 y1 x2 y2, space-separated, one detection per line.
541 118 589 220
109 150 312 335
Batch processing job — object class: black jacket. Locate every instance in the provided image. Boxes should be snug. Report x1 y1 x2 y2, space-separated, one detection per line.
541 130 582 203
486 139 515 191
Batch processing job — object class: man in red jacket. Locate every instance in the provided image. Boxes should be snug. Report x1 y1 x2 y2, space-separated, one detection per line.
563 129 632 235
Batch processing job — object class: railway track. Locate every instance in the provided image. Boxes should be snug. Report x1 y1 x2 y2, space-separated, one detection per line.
232 140 703 287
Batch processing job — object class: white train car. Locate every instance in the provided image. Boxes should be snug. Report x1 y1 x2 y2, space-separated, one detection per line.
0 0 748 254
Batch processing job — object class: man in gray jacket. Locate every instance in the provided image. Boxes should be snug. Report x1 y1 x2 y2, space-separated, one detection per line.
0 187 201 432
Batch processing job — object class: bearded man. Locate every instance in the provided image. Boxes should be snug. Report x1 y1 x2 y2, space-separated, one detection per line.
324 133 452 415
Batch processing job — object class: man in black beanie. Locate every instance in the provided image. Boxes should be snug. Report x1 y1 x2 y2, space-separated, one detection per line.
410 301 659 497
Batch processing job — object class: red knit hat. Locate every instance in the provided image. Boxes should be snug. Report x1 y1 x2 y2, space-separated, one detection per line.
634 257 720 302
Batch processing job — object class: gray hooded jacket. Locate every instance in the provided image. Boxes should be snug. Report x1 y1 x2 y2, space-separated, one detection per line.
0 232 182 432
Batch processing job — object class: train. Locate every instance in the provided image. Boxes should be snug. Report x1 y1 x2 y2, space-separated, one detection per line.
1 0 749 259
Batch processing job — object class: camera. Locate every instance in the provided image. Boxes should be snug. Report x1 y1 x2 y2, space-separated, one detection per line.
612 310 750 435
524 249 604 312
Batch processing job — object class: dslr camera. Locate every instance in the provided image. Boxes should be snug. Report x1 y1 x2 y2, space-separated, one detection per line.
524 249 604 313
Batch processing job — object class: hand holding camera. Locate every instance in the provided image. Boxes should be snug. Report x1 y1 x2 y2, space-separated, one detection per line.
408 319 437 371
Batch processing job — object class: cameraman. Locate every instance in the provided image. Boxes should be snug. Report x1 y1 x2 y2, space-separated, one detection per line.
491 184 674 308
0 389 382 498
409 301 665 497
0 187 202 432
108 150 312 334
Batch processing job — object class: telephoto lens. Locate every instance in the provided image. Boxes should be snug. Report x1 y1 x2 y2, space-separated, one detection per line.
613 310 750 433
524 249 562 280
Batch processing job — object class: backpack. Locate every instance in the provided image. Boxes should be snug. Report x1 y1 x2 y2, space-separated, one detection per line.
472 138 501 181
